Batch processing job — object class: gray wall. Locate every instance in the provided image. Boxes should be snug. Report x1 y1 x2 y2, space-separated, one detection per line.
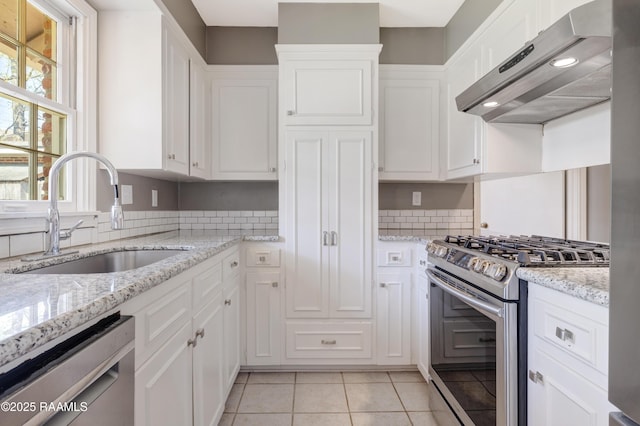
379 183 473 210
160 0 207 59
278 3 379 44
379 28 444 64
97 171 179 212
445 0 502 60
206 27 278 64
179 182 278 211
587 164 611 243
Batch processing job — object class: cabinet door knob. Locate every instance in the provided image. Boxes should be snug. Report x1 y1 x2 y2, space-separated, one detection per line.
323 231 329 246
272 282 278 288
419 259 426 266
380 283 387 288
269 167 277 172
168 154 176 160
331 231 338 246
187 338 197 348
224 299 231 306
378 166 384 172
230 260 239 268
480 222 488 229
195 328 205 339
287 110 295 116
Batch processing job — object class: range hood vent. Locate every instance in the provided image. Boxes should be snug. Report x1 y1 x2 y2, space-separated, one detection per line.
456 0 611 124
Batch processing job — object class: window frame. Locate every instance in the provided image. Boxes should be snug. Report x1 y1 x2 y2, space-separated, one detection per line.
0 0 97 217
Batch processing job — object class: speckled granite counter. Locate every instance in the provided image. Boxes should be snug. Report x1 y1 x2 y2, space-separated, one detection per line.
378 229 474 243
517 267 610 307
0 231 279 369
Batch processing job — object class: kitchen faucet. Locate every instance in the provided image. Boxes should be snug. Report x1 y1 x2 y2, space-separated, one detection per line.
31 152 125 259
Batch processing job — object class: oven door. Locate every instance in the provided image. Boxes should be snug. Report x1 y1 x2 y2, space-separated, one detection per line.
427 268 518 426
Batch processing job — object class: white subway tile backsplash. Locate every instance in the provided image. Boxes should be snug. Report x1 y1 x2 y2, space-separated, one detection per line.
0 236 9 258
10 233 44 257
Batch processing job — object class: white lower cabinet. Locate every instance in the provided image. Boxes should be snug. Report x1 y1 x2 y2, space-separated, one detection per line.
376 271 412 365
246 270 282 365
122 246 240 426
527 284 616 426
416 272 430 379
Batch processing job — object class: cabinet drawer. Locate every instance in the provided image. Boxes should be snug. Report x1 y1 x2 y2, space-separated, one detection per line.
222 249 240 280
245 247 281 267
377 247 412 267
286 322 373 359
192 263 222 313
530 285 609 376
133 282 192 368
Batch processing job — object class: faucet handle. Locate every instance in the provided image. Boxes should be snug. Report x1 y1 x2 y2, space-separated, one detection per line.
60 219 84 240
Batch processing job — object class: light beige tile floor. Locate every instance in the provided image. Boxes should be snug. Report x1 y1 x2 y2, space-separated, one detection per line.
220 371 459 426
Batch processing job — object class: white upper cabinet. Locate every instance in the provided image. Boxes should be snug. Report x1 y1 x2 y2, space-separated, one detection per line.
210 67 278 180
189 60 211 179
162 24 191 176
379 67 441 181
97 12 209 180
277 45 381 126
443 0 543 180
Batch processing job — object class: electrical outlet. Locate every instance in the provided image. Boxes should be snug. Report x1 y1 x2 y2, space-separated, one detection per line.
121 185 133 205
412 191 422 206
151 190 158 207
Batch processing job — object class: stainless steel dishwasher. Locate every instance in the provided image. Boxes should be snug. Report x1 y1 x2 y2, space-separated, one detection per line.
0 314 134 425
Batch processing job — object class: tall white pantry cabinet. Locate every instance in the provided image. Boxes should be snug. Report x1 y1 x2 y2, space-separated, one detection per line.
277 45 381 363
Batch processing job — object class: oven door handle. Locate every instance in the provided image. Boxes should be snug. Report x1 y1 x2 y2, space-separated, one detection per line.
426 269 504 319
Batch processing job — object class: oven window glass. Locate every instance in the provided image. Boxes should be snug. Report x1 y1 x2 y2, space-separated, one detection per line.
430 283 497 425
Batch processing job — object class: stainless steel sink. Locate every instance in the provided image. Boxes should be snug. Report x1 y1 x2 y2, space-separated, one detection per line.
21 250 186 274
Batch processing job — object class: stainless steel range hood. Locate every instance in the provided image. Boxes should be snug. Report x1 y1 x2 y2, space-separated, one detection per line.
456 0 611 124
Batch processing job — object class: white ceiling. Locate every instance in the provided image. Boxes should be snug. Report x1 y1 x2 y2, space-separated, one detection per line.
191 0 466 28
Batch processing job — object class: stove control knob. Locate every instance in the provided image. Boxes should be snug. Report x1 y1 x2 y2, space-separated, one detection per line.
473 259 490 273
435 246 449 258
468 257 481 270
485 263 508 281
426 243 437 255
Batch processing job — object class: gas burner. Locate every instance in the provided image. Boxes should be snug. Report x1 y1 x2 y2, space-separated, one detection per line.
442 235 610 267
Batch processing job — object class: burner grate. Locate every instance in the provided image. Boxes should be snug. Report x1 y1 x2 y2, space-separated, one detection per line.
443 235 610 267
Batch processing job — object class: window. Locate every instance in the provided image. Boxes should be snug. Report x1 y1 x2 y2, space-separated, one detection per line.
0 0 69 202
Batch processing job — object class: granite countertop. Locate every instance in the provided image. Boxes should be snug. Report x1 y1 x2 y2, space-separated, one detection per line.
0 231 279 369
378 228 474 243
516 267 610 307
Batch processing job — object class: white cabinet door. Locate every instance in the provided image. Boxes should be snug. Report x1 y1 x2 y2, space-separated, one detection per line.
285 130 372 319
223 277 241 391
246 270 282 365
135 321 193 426
285 131 331 318
528 347 613 426
281 60 373 126
479 171 565 237
211 70 278 180
379 77 439 180
162 24 190 175
192 293 225 426
446 48 482 180
189 60 210 179
329 131 373 318
417 273 430 378
376 271 412 365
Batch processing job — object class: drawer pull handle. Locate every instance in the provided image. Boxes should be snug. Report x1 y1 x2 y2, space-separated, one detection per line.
479 337 496 343
528 370 544 384
419 259 426 266
224 299 232 306
555 327 575 343
230 260 239 268
321 339 337 345
195 328 205 339
323 231 329 246
259 256 267 262
187 338 197 348
272 282 278 288
380 283 387 288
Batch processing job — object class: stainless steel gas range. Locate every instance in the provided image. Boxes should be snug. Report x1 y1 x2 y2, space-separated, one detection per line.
425 235 610 426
